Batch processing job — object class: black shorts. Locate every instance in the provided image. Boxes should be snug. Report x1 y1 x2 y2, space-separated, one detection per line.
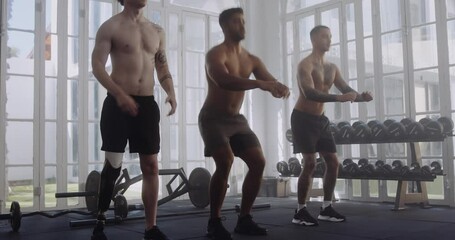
100 94 160 154
291 109 336 154
198 107 261 157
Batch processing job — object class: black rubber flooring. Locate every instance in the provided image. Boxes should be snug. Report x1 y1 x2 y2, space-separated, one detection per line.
1 197 454 240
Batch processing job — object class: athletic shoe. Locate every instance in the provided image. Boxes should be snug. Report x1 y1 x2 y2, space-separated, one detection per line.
143 226 170 240
206 217 232 240
317 205 346 222
234 214 267 236
292 207 319 226
91 214 107 240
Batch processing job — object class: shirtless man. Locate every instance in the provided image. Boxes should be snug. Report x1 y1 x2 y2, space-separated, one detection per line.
291 25 372 226
199 8 290 240
91 0 176 239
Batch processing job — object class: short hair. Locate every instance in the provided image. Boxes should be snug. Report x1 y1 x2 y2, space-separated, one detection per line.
118 0 124 6
310 25 330 38
219 8 244 28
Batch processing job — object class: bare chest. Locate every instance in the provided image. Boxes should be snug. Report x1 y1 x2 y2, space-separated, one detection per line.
224 54 254 77
112 24 160 55
312 64 335 86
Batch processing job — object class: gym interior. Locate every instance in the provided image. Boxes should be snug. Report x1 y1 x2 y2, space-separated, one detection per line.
1 0 455 239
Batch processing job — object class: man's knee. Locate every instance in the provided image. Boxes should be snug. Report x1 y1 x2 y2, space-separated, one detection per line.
321 153 339 170
140 155 159 176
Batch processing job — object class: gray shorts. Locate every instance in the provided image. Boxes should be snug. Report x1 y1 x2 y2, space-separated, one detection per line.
198 108 261 157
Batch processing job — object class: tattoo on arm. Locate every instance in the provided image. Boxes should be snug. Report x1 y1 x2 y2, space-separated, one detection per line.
339 84 355 94
155 50 167 65
159 73 172 84
304 88 338 102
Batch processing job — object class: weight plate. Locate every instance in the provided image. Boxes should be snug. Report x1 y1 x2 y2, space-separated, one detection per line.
85 170 101 213
10 201 22 232
188 168 211 208
114 195 128 219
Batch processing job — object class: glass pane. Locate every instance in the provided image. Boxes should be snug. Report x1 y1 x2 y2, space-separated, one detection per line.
67 122 79 163
68 37 79 77
382 31 403 73
367 140 378 158
89 1 113 38
149 10 161 25
412 24 438 69
363 0 372 36
210 18 223 48
346 3 356 41
448 0 455 18
170 125 179 161
364 37 374 77
347 41 357 79
365 78 376 117
6 122 33 165
383 74 405 115
385 143 406 158
409 0 436 26
46 0 58 33
45 78 57 119
88 81 106 120
287 0 329 13
185 52 205 88
7 0 35 30
68 80 79 120
171 87 179 124
448 20 455 64
287 55 294 88
168 50 178 85
169 14 179 49
286 21 294 54
186 126 204 161
451 67 455 107
326 44 340 68
321 8 340 44
88 123 102 163
170 0 240 13
186 89 205 124
6 75 34 119
185 15 206 52
7 167 34 208
7 31 35 74
45 34 58 76
68 0 80 36
298 15 314 51
369 181 379 198
67 165 79 206
349 80 359 118
380 0 401 32
420 141 442 157
45 122 57 164
414 69 440 112
44 166 57 208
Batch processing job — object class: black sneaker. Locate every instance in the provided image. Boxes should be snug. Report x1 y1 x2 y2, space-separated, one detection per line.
206 217 232 240
292 208 319 226
317 205 346 222
91 214 107 240
234 214 267 236
144 226 170 240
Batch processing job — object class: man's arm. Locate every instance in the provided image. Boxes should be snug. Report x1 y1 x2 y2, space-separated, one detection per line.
155 27 176 116
251 55 290 98
333 66 372 102
298 61 339 102
92 23 138 116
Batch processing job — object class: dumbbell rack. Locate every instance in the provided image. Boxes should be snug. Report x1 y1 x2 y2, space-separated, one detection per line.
336 134 448 210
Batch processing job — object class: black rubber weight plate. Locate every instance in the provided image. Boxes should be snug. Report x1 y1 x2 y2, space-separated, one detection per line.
188 167 211 208
85 170 101 213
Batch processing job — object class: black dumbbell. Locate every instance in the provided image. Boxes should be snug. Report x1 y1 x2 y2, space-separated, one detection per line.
391 160 404 177
406 121 425 140
313 158 326 178
288 158 302 176
407 162 421 178
351 121 372 143
430 161 443 175
374 160 391 178
400 118 414 127
368 120 388 141
358 158 375 177
337 121 351 129
437 117 454 133
276 161 290 176
387 121 407 140
336 124 354 143
384 119 397 127
342 158 359 177
420 165 433 178
329 122 340 136
420 118 444 137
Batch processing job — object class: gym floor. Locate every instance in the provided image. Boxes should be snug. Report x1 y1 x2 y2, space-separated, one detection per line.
1 197 454 240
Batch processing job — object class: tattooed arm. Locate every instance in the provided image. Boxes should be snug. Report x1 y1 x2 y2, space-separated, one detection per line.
155 26 177 115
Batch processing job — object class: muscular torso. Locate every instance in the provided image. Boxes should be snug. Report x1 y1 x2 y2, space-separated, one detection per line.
295 57 336 115
108 15 161 96
203 45 255 115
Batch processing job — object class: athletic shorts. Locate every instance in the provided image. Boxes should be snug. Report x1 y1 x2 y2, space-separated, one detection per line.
291 109 336 154
100 94 160 154
198 107 261 157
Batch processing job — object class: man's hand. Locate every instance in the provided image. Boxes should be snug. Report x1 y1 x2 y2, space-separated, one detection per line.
259 81 290 99
116 93 139 117
360 91 373 102
337 92 357 102
165 95 177 116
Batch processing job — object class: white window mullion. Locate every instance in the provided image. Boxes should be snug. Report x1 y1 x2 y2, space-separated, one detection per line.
0 0 7 213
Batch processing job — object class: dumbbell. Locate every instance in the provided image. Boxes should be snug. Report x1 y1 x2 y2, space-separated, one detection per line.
374 160 391 178
387 120 407 140
288 157 302 176
368 120 388 141
313 157 326 178
420 165 433 178
430 161 443 175
351 121 372 143
391 160 404 177
419 117 443 137
400 118 424 140
329 122 340 136
276 161 290 176
437 117 454 133
336 122 354 143
342 158 359 177
358 158 375 177
407 162 422 179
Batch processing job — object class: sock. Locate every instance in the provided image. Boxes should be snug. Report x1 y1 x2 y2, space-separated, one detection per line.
298 203 306 210
322 201 331 209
